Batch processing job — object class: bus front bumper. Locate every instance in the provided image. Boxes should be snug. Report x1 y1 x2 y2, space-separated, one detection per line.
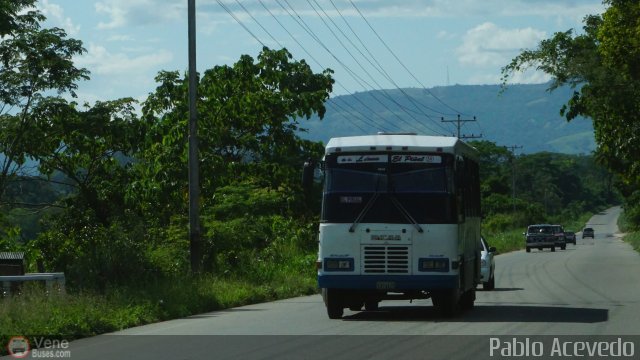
318 274 458 290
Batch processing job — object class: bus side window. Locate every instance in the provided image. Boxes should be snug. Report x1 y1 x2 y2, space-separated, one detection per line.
456 157 465 223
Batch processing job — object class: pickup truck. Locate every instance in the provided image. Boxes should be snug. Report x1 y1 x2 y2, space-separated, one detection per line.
524 224 556 252
551 224 567 250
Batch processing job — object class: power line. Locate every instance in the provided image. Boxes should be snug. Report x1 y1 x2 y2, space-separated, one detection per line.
275 0 432 135
256 0 401 133
327 0 460 122
215 0 265 47
284 0 447 135
348 0 469 117
312 0 454 130
216 1 464 136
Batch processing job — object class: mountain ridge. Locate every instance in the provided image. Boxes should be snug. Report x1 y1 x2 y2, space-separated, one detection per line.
300 83 596 154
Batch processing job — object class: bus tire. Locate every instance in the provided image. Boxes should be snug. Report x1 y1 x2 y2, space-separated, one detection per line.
551 246 556 252
460 288 475 310
432 289 459 317
364 301 379 311
323 288 344 319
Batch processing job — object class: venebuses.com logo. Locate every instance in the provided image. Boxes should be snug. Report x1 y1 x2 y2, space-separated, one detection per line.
5 336 71 359
6 336 30 358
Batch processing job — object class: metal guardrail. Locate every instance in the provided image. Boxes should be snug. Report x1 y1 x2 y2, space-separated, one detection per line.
0 273 66 295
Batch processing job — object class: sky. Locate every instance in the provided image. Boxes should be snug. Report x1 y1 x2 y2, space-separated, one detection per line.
36 0 607 106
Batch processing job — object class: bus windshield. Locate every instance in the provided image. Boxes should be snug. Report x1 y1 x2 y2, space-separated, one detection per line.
321 153 456 224
326 167 448 194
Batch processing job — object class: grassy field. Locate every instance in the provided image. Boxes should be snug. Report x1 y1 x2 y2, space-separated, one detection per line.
0 273 317 354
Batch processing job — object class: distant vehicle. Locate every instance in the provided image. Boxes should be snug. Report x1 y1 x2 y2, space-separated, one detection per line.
551 225 567 250
524 224 556 252
480 236 496 290
564 231 576 245
582 227 595 239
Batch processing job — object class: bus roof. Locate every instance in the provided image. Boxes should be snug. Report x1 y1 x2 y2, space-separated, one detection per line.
325 134 478 160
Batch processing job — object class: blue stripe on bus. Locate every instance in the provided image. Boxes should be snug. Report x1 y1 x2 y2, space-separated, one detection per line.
318 274 458 290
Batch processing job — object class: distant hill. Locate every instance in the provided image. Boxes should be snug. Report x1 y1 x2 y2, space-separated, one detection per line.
300 83 596 154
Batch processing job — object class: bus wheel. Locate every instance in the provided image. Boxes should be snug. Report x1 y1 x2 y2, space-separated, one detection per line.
432 290 459 317
551 246 556 252
460 288 475 310
323 288 344 319
526 247 531 253
364 301 379 311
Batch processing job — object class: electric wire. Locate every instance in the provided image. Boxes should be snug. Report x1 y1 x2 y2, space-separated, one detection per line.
228 0 398 133
278 0 443 135
255 0 399 133
305 0 446 135
327 0 459 120
216 0 460 136
348 0 470 117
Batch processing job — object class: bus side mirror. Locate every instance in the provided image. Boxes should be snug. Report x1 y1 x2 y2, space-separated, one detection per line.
302 159 316 190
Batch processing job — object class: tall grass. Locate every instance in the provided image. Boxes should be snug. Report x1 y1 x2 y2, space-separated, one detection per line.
618 210 640 252
0 271 318 355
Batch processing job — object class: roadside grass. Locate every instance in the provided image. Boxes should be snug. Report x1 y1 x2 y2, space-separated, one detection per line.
0 266 317 354
622 232 640 252
618 210 640 253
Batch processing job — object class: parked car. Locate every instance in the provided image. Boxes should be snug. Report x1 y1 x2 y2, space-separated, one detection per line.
582 227 595 239
564 231 576 245
525 224 556 252
480 236 496 290
551 225 566 250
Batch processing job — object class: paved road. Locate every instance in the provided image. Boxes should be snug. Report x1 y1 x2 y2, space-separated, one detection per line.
13 206 640 359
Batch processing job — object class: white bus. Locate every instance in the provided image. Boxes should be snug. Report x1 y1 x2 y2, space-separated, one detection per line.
314 133 481 318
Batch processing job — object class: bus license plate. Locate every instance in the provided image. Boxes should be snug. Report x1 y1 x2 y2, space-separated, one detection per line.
376 281 395 290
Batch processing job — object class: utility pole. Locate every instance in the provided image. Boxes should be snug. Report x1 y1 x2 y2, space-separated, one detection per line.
504 145 523 213
188 0 201 273
441 115 482 140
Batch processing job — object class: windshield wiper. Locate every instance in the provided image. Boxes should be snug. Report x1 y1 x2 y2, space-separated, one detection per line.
389 195 424 233
349 192 379 233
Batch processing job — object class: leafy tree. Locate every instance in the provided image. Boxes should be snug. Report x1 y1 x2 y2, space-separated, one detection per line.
0 0 89 203
29 98 142 225
468 140 513 199
135 47 333 222
501 0 639 223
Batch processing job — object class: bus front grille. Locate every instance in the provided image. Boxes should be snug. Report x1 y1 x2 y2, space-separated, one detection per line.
362 246 410 274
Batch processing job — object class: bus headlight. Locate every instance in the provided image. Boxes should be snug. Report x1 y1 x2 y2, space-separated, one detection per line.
324 258 354 271
419 258 449 272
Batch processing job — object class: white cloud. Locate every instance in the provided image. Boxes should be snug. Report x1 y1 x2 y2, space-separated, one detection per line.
76 43 173 76
39 0 80 36
436 30 455 40
456 22 546 67
277 0 605 19
107 34 134 42
95 0 184 29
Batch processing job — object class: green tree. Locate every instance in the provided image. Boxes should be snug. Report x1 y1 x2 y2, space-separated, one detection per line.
501 0 638 223
0 0 89 203
29 98 142 225
135 47 333 222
